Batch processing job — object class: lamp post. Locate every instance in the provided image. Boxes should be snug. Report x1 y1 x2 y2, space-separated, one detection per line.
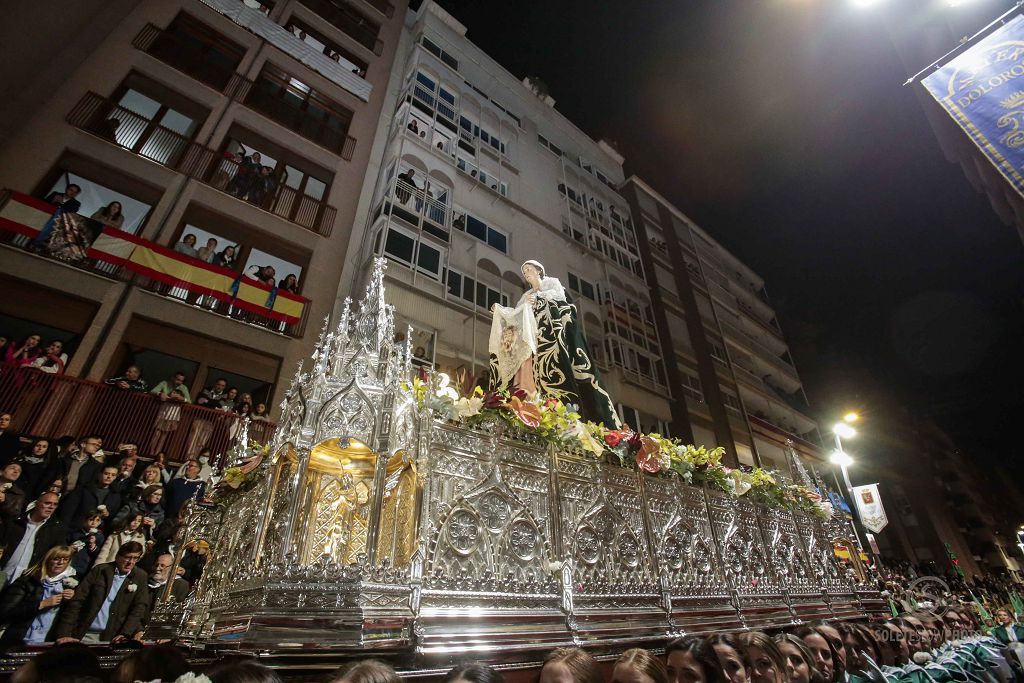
829 414 877 569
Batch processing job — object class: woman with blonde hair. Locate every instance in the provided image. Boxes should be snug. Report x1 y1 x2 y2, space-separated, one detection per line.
0 545 76 644
614 648 670 683
540 647 602 683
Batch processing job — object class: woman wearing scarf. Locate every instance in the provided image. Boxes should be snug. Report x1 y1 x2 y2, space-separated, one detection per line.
0 545 76 645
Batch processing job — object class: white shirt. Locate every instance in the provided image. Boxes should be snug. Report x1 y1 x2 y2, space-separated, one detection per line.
3 518 43 585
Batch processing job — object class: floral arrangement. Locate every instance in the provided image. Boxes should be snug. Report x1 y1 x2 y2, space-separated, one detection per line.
214 441 269 498
406 374 830 519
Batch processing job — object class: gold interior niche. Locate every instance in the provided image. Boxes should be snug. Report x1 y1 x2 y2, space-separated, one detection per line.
376 450 419 567
300 438 377 565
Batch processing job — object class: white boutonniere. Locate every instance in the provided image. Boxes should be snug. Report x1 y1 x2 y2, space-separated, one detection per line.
126 583 137 593
0 482 11 491
70 540 85 551
63 577 79 589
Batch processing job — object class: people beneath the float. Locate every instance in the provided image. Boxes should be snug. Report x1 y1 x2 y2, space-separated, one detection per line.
105 365 147 392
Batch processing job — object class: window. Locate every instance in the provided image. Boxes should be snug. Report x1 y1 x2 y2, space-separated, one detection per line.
384 228 414 264
722 391 743 415
245 64 354 154
681 371 704 401
146 13 245 91
421 35 459 70
567 272 597 301
444 267 509 311
709 340 729 367
382 227 444 280
286 18 369 75
298 0 381 53
456 213 508 254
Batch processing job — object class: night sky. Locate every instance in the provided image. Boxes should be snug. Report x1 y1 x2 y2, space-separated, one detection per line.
433 0 1024 478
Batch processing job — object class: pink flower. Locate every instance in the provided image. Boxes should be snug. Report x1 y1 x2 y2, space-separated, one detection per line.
635 436 661 473
506 396 541 428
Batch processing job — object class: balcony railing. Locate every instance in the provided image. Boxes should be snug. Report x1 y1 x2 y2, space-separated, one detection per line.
0 363 275 467
132 23 239 93
297 0 384 55
67 92 339 236
360 0 394 17
0 191 312 340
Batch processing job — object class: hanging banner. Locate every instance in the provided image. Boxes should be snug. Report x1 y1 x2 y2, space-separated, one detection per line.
922 15 1024 198
852 484 888 533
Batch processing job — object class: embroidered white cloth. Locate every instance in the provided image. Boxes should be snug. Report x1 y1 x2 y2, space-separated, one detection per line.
489 302 538 387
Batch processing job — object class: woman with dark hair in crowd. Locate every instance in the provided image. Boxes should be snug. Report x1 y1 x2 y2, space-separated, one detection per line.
15 438 58 499
113 484 165 541
667 636 726 683
707 634 749 683
443 663 505 683
111 644 190 683
90 201 124 229
205 656 284 683
0 545 75 645
614 648 669 683
737 632 787 683
30 340 68 375
539 647 602 683
278 273 299 293
790 626 836 683
5 333 43 366
219 386 239 412
213 245 238 269
774 634 826 683
0 461 26 520
329 659 402 683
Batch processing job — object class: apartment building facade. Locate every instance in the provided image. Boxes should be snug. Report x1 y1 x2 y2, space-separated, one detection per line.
620 178 822 469
0 0 405 409
350 1 676 432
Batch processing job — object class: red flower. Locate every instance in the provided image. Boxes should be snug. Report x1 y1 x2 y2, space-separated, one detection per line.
627 431 642 453
481 391 503 409
604 432 622 447
635 436 661 473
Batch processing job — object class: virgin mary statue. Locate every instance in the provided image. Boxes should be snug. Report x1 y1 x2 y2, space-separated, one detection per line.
489 260 621 429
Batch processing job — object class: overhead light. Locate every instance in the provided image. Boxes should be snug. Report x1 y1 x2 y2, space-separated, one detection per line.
830 450 854 468
843 412 860 424
833 422 857 440
851 0 884 7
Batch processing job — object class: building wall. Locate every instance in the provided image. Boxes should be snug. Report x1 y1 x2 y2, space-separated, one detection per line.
0 0 406 411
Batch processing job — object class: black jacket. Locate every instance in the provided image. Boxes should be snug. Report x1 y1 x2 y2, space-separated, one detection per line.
147 576 189 613
0 574 55 645
57 454 101 494
58 483 120 529
1 514 65 575
52 563 149 640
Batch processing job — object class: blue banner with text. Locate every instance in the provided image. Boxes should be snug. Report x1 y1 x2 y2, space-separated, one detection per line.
923 15 1024 197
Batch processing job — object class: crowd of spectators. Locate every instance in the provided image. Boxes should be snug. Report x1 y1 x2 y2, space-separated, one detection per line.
0 423 219 646
4 606 1021 683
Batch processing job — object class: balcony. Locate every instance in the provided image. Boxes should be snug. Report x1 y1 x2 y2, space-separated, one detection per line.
132 22 242 94
67 92 340 236
0 363 275 467
360 0 395 18
383 177 450 241
0 191 312 339
297 0 384 55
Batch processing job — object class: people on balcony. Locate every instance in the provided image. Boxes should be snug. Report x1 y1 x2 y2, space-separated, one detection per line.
396 168 418 203
225 151 263 199
89 201 124 230
213 245 238 269
279 273 299 294
197 238 218 263
150 371 191 404
2 492 64 586
30 184 81 251
174 234 199 259
105 365 147 392
5 333 43 366
247 166 277 208
196 378 228 408
252 402 270 422
30 340 68 375
0 544 76 646
248 265 277 287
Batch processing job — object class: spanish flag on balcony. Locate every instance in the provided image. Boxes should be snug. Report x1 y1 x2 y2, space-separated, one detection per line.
0 190 305 325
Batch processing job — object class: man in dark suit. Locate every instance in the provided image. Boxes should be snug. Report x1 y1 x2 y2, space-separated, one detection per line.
146 553 189 614
1 492 63 585
53 541 149 643
58 465 120 530
992 608 1024 644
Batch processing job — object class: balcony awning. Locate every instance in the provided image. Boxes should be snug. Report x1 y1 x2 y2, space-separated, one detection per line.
199 0 373 103
0 191 306 324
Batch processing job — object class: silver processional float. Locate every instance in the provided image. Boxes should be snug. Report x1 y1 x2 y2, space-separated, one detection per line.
145 258 882 666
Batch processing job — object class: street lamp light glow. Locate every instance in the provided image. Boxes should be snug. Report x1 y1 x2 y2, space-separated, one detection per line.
830 450 854 468
843 412 860 424
851 0 884 7
833 422 857 440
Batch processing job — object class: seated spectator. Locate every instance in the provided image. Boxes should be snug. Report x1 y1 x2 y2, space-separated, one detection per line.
206 657 284 683
53 541 149 644
94 512 146 565
146 553 189 611
105 365 147 391
666 636 726 683
0 545 76 646
443 664 504 683
30 339 69 374
59 465 121 530
114 484 165 541
707 634 750 683
10 643 103 683
30 184 81 250
151 370 192 403
279 273 300 294
5 333 43 366
166 460 206 517
737 632 787 683
539 648 601 683
17 438 59 499
90 201 124 229
110 644 190 683
2 492 63 586
0 412 21 465
67 510 105 577
614 648 669 683
58 434 103 494
197 237 218 263
213 245 238 269
0 461 27 520
175 233 199 258
330 659 402 683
